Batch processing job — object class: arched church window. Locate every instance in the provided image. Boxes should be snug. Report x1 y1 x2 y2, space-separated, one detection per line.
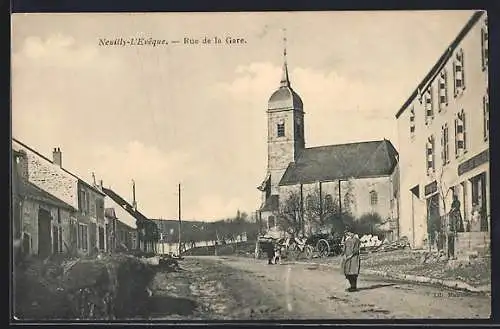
306 195 314 210
277 121 285 137
370 190 378 206
324 194 334 210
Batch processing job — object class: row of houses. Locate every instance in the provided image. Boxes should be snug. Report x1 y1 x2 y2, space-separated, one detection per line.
257 11 489 258
12 138 159 259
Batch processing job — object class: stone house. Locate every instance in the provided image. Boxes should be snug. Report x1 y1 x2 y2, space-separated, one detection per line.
12 150 76 257
12 139 106 256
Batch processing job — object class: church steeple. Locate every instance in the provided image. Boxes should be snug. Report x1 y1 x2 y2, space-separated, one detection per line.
280 28 291 88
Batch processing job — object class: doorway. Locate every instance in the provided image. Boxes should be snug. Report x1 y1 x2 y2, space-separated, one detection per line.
471 172 488 231
38 208 52 258
426 193 441 249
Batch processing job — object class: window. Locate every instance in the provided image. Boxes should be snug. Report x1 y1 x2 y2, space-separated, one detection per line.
409 106 416 137
424 87 434 124
324 194 334 211
483 94 489 141
52 225 63 253
453 49 465 96
455 110 466 157
96 198 104 220
441 124 450 165
98 226 105 251
426 135 435 173
70 219 78 247
79 190 90 214
306 195 314 210
370 191 378 206
481 23 488 70
78 223 88 251
277 122 285 137
438 70 448 111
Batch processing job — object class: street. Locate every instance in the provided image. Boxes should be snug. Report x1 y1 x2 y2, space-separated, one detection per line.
145 256 491 320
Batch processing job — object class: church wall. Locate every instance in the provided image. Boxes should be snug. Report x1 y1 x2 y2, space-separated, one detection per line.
279 175 398 236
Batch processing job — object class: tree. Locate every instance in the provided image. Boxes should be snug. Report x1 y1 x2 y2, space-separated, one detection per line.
342 178 356 215
278 190 303 233
423 166 453 252
355 213 383 236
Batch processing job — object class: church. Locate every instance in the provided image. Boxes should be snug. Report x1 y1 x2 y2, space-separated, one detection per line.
257 43 401 240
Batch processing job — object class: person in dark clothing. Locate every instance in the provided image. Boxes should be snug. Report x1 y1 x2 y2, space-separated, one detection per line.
450 194 464 232
265 240 275 265
342 229 361 292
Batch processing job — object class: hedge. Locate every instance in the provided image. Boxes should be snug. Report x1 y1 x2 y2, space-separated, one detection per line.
14 254 156 320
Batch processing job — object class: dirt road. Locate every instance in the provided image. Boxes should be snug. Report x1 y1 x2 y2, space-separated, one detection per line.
145 256 491 320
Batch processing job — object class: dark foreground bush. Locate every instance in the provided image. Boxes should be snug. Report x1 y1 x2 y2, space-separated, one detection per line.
13 254 156 320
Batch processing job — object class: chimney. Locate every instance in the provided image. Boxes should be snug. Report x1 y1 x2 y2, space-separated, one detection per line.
52 147 62 167
99 180 103 190
132 179 137 211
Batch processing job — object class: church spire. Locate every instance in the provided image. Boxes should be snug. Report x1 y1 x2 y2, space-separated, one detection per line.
280 28 291 88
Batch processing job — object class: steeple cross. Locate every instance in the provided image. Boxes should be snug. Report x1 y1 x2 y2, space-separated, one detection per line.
283 28 287 60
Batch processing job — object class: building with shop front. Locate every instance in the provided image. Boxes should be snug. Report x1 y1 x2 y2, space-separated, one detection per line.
395 11 489 255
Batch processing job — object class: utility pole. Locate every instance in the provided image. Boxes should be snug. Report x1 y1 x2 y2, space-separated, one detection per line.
178 183 182 257
319 181 323 224
338 179 343 220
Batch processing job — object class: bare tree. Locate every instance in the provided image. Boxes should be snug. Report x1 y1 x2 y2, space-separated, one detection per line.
278 190 303 233
342 178 356 215
424 167 453 252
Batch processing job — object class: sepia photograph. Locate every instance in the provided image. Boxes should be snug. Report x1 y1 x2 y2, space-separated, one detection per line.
11 10 491 321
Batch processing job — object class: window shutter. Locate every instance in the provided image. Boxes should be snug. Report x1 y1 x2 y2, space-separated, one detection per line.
481 29 485 68
456 112 464 151
441 127 445 166
461 51 466 89
445 125 449 163
485 30 488 66
462 111 467 150
453 62 457 96
454 118 458 157
427 137 434 170
429 87 433 117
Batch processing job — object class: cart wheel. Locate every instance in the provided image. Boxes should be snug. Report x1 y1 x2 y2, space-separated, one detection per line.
316 239 330 258
304 245 314 260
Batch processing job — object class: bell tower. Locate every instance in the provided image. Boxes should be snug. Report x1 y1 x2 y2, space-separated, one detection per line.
266 29 305 195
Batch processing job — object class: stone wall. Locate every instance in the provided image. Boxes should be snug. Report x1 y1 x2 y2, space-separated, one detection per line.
13 141 78 209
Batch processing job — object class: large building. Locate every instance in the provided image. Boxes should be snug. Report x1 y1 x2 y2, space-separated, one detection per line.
395 11 489 255
257 42 400 239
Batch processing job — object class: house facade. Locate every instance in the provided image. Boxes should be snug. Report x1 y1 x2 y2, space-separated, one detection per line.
102 186 158 253
396 11 489 254
257 45 401 239
12 139 107 256
104 207 138 252
12 150 76 258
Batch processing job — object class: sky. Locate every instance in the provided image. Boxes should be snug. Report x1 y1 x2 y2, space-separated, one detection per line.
11 10 475 221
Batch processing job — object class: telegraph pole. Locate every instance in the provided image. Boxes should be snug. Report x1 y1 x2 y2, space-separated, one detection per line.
338 180 342 219
178 183 182 257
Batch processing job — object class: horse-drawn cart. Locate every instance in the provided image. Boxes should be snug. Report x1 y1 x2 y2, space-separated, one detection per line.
306 232 344 258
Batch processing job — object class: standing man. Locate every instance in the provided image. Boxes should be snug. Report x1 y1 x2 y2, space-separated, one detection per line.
342 228 361 292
